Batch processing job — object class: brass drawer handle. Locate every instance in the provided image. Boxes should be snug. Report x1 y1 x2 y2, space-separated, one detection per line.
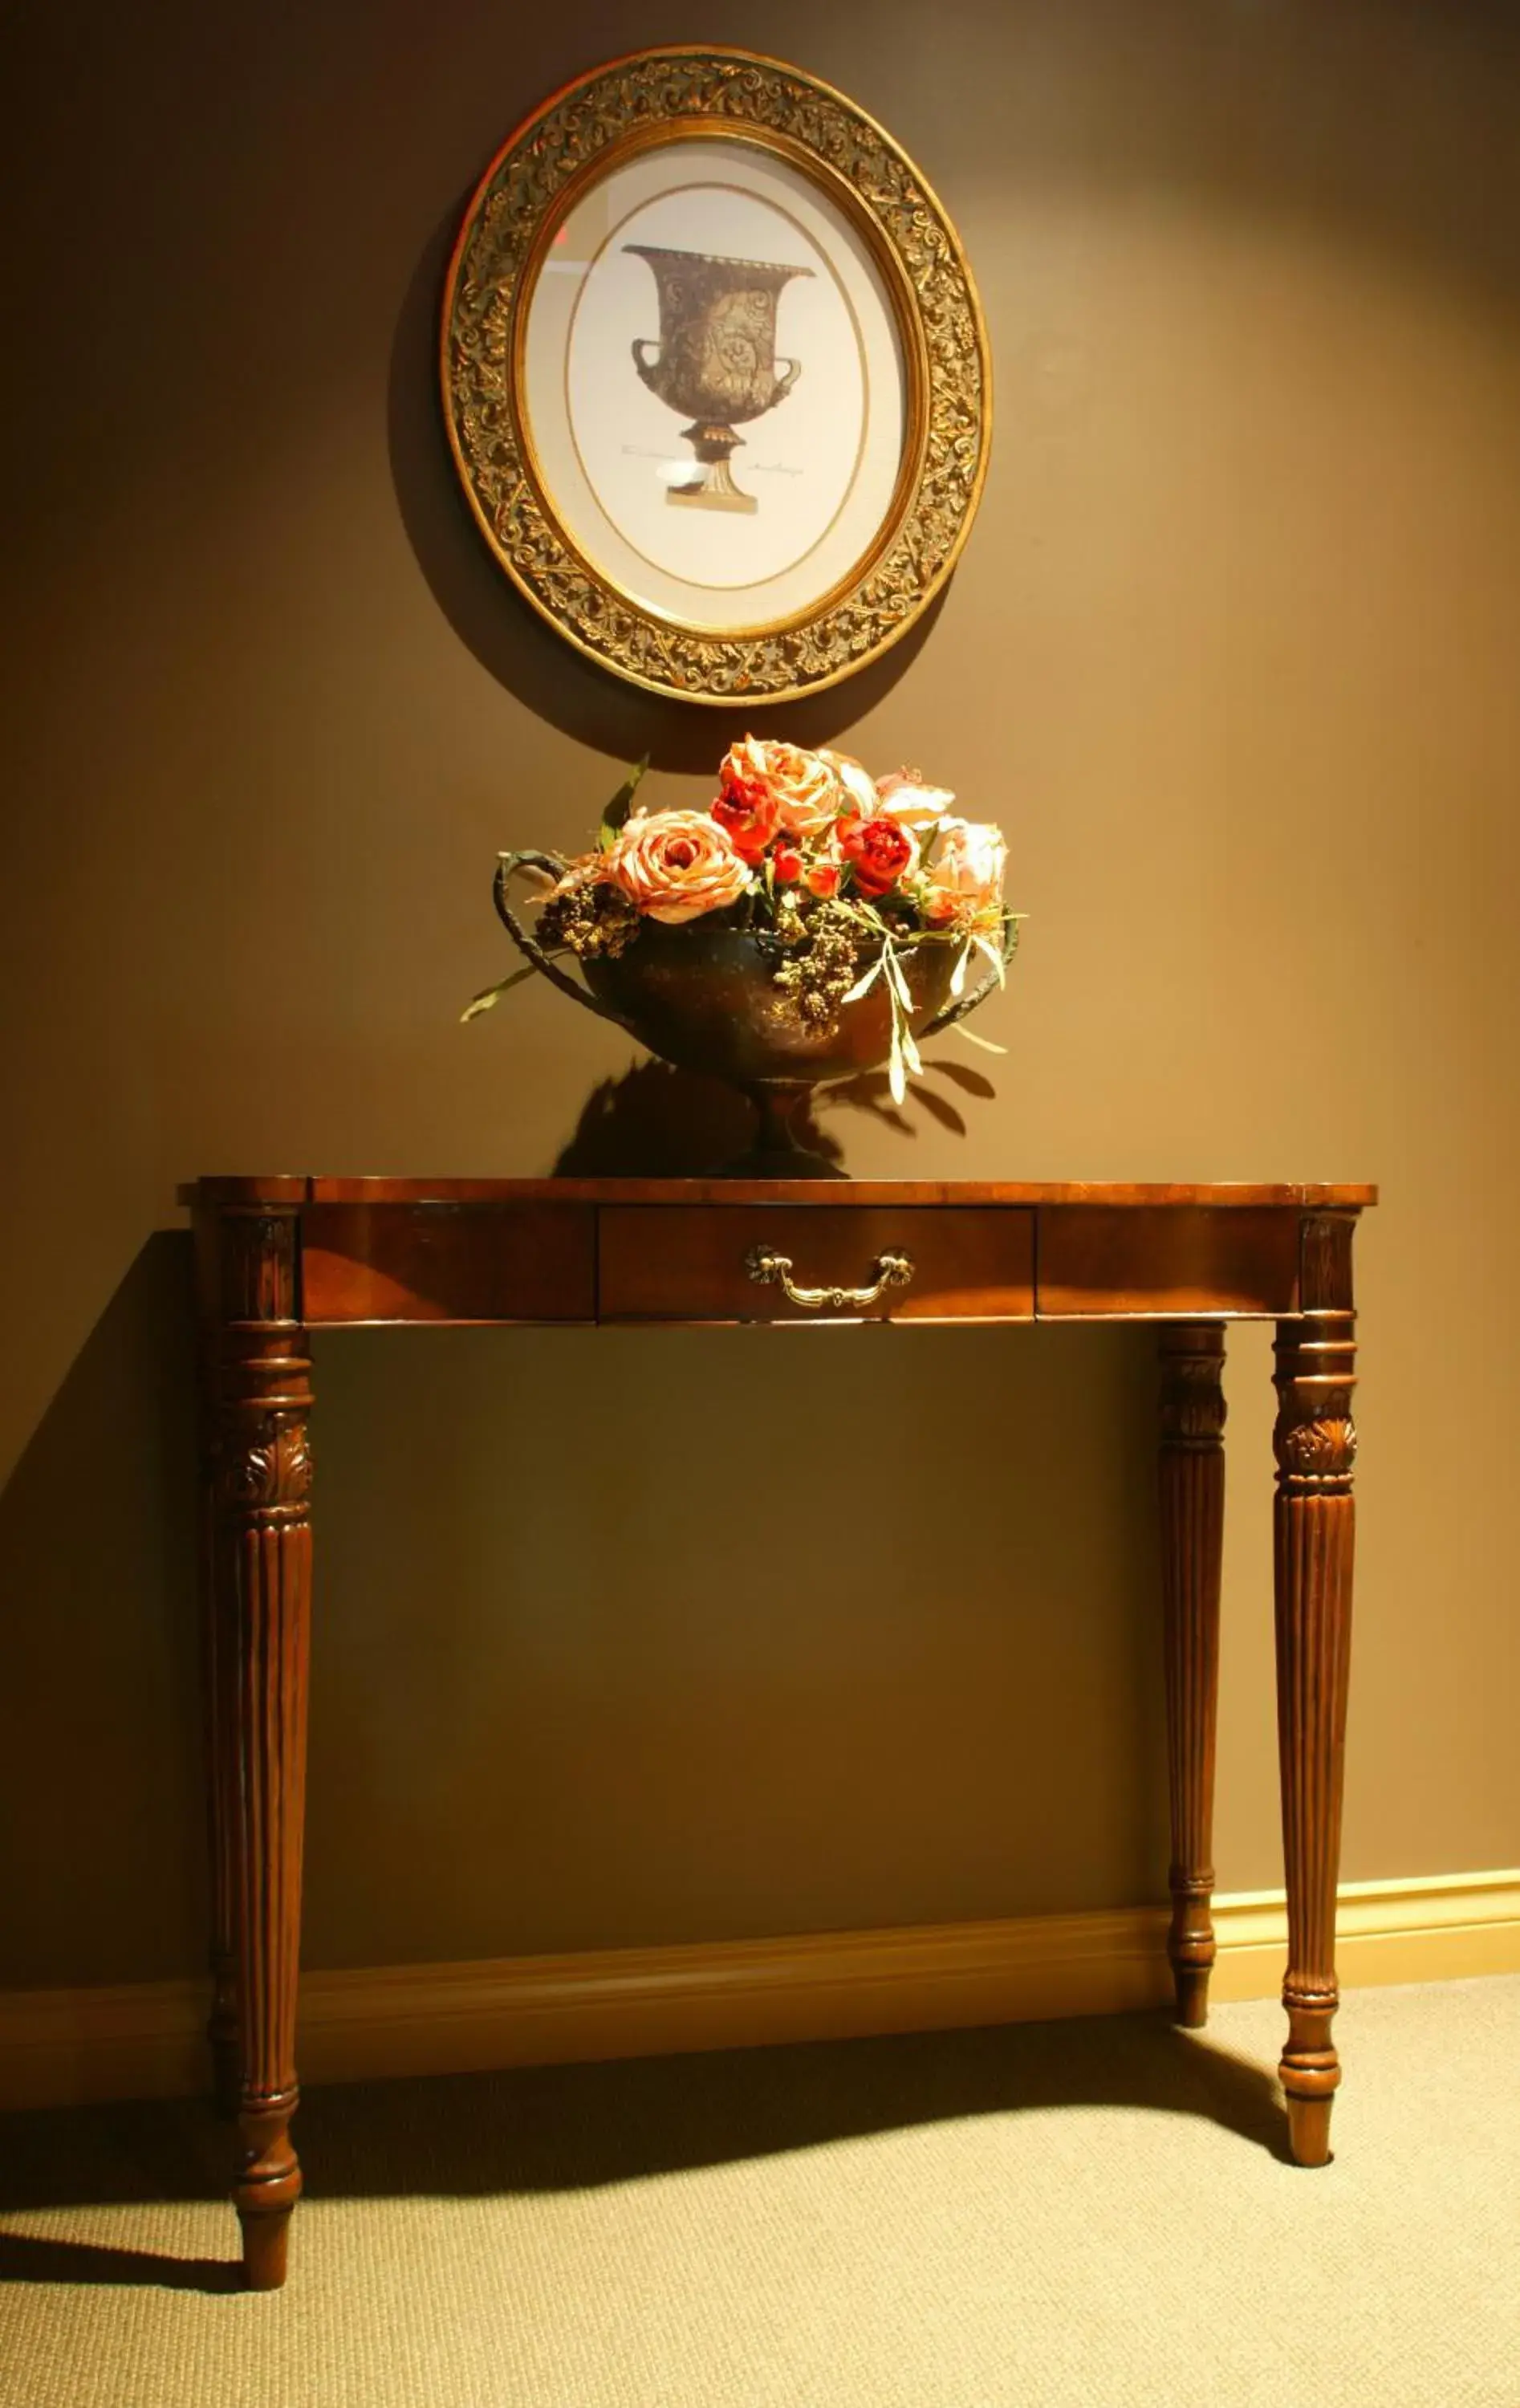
744 1245 915 1312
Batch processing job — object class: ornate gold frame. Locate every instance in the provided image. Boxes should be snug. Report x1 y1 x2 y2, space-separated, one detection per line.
441 48 991 706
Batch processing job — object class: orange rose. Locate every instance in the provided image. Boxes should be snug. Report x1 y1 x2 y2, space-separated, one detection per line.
837 811 919 899
711 776 780 864
606 811 751 925
717 735 842 840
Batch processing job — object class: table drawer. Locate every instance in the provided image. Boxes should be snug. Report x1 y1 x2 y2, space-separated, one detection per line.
1037 1207 1301 1318
302 1202 595 1324
597 1206 1034 1324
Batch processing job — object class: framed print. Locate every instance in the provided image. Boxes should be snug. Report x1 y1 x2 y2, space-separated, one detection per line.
441 48 991 704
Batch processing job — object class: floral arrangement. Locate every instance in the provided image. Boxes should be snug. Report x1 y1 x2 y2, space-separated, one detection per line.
468 738 1017 1101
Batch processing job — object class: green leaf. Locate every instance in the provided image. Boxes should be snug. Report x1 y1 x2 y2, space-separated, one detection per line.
974 934 1006 989
841 951 884 1003
460 963 538 1023
835 896 891 939
598 756 649 852
951 1021 1008 1056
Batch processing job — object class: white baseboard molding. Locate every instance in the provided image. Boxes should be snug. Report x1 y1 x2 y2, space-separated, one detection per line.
2 1869 1515 2112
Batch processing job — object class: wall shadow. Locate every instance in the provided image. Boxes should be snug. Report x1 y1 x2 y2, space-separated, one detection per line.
0 2006 1293 2282
547 1053 997 1175
388 199 945 774
551 1059 840 1176
0 1252 1164 1993
0 1234 205 1990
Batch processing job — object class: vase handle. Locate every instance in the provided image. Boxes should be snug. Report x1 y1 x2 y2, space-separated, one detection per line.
493 853 640 1035
920 918 1020 1039
770 356 802 403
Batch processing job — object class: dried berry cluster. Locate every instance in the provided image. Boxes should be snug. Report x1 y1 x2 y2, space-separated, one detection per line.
538 875 640 960
771 904 863 1029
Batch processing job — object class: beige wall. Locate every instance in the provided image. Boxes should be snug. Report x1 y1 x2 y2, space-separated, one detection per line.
2 0 1518 1989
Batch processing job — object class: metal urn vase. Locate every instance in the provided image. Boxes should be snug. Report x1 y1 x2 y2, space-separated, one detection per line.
491 857 1005 1178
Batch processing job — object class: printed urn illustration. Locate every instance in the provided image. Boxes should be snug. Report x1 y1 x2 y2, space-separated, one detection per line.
626 244 811 512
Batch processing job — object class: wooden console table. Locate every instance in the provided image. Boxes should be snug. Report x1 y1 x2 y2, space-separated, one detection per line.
190 1175 1374 2288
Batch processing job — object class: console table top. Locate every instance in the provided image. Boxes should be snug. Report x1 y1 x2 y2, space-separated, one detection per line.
187 1177 1377 1209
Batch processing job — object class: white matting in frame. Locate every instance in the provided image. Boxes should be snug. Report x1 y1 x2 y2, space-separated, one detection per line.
522 139 906 628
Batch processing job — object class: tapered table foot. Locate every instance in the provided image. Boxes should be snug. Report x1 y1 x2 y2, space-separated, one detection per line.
1286 2091 1335 2168
1172 1964 1211 2030
240 2207 294 2292
236 2090 303 2288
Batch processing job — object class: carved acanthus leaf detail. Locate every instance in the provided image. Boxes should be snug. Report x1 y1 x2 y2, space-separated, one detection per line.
1160 1352 1228 1444
218 1415 313 1511
1275 1417 1357 1477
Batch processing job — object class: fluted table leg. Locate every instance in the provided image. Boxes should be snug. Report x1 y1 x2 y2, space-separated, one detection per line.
1273 1213 1358 2167
1158 1323 1225 2026
201 1206 314 2289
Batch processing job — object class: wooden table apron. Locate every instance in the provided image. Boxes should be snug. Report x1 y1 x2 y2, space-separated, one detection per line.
190 1177 1374 2289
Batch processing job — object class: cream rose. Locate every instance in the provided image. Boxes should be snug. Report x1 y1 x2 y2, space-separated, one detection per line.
719 735 840 840
874 769 957 833
605 809 751 925
816 747 879 820
921 816 1007 928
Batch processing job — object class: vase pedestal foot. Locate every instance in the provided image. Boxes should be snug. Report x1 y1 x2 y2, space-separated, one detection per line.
711 1084 844 1181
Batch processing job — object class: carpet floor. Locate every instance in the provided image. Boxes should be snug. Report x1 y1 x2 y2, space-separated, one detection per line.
1 1976 1516 2406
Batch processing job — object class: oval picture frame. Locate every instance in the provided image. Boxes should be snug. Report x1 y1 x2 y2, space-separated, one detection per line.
441 47 991 706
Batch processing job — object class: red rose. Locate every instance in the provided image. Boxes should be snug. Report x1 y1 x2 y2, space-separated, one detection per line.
772 842 803 884
803 858 840 899
838 811 917 899
711 771 780 865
